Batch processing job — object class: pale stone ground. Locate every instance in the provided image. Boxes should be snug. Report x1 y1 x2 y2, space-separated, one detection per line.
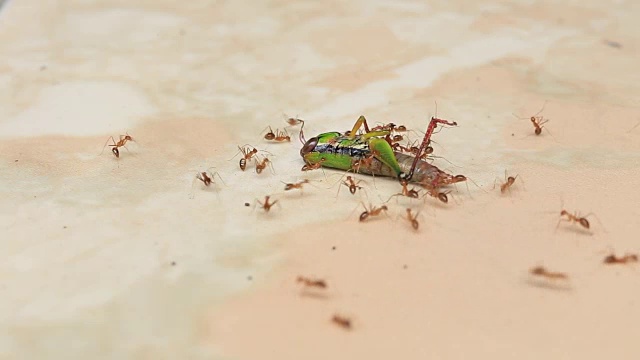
1 1 639 359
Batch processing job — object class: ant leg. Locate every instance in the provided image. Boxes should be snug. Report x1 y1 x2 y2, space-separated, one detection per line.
100 136 116 155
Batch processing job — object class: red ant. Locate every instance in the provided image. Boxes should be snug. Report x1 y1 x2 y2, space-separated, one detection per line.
102 133 134 158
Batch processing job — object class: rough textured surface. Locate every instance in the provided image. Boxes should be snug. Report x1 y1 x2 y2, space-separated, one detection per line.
1 1 639 359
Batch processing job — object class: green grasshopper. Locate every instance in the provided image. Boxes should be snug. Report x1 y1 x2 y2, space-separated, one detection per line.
299 115 467 189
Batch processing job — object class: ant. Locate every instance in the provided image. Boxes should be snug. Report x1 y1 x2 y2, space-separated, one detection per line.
256 195 279 213
423 186 450 204
255 156 274 174
263 126 291 142
230 145 260 171
603 253 638 265
359 203 388 222
102 133 134 158
386 180 420 202
283 179 310 192
529 266 568 280
285 115 304 126
557 209 594 230
514 103 552 137
405 208 420 230
296 276 327 289
493 170 521 195
530 115 549 136
343 176 363 195
331 314 352 330
195 168 225 187
301 158 326 171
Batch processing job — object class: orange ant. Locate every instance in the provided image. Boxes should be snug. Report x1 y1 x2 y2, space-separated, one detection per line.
422 186 450 204
230 145 260 171
387 180 420 202
529 266 568 280
296 276 327 289
256 195 279 213
274 128 291 142
263 126 291 142
331 314 352 330
405 208 420 230
603 253 638 265
255 156 274 174
102 133 134 158
359 203 388 222
285 115 304 126
557 209 594 230
263 126 276 140
343 176 363 195
189 167 225 199
301 158 326 171
493 170 521 195
195 169 224 187
514 103 552 137
530 115 549 136
283 179 310 192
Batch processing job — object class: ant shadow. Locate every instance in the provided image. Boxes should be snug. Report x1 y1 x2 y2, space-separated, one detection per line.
523 278 573 292
299 290 330 300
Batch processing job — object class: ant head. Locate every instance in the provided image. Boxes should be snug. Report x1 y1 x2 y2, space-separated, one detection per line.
530 117 536 122
507 176 516 183
579 218 590 229
381 205 388 211
603 255 616 264
398 173 410 183
560 210 568 216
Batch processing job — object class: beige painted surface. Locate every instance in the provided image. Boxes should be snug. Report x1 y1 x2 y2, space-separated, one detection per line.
1 1 639 359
